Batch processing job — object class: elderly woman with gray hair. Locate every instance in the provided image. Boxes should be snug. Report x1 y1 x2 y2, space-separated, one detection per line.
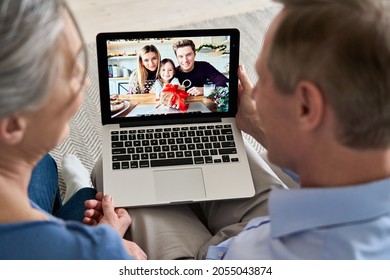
0 0 146 259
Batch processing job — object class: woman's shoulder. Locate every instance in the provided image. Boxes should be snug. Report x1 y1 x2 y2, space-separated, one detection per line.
129 69 139 78
0 220 131 259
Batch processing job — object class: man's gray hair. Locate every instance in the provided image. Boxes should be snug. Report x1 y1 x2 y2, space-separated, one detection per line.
0 0 65 118
270 0 390 149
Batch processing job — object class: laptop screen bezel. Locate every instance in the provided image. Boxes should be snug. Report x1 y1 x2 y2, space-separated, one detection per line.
96 28 240 126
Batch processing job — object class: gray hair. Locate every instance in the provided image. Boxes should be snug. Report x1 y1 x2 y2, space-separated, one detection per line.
270 0 390 149
0 0 66 118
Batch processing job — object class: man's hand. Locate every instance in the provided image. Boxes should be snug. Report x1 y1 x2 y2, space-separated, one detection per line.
187 86 204 96
236 65 267 147
84 192 131 237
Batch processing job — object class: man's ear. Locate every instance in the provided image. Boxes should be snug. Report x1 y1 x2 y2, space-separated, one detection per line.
0 115 27 145
294 81 326 132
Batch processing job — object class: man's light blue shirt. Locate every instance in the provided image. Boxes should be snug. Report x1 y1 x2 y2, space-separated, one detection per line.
206 177 390 259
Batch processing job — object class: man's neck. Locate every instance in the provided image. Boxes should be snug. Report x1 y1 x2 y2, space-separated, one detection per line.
297 147 390 188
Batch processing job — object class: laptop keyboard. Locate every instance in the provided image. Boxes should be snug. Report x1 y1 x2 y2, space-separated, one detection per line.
110 124 240 170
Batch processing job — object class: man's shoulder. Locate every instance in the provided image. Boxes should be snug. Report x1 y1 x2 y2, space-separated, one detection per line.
195 61 212 67
191 61 215 73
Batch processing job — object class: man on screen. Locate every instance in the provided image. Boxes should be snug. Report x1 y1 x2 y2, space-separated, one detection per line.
172 39 229 96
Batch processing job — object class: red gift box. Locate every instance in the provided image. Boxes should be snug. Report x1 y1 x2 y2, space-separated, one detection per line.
161 84 189 112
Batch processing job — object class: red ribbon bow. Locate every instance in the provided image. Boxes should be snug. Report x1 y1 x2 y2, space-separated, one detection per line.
161 84 189 112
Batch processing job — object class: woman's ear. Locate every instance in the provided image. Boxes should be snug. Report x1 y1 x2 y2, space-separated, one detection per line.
0 115 27 145
295 81 326 132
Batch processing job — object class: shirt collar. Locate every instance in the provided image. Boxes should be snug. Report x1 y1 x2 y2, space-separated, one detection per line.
269 177 390 238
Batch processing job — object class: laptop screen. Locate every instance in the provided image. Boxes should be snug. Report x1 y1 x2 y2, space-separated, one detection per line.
96 29 239 125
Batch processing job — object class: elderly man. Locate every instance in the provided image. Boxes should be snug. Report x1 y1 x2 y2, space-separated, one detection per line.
207 0 390 259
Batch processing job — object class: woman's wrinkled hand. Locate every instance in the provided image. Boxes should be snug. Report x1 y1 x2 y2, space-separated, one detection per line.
122 239 148 260
84 192 131 237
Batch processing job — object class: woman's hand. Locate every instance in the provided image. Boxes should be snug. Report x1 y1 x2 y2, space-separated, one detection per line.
84 192 131 237
122 239 148 260
84 192 147 259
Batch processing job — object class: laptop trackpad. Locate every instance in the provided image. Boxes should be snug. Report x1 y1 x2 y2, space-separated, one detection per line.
153 168 206 202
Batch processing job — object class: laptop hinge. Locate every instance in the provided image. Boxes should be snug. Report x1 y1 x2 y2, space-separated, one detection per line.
119 117 222 128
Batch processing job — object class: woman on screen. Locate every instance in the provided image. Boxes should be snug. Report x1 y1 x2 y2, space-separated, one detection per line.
128 44 161 94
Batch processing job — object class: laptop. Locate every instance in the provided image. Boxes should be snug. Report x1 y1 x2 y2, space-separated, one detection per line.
96 28 255 207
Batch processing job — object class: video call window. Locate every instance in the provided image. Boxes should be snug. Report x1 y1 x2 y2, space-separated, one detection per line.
107 36 231 118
